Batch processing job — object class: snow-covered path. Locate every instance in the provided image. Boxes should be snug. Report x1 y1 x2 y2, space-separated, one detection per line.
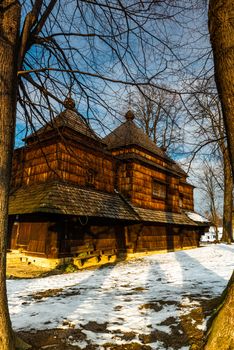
7 245 234 349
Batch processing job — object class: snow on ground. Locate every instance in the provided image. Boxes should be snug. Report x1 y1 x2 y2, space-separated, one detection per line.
7 244 234 350
200 227 223 242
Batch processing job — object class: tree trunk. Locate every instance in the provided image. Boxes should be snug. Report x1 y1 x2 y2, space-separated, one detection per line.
221 150 233 243
204 271 234 350
0 1 21 349
206 1 234 347
208 0 234 175
214 225 219 242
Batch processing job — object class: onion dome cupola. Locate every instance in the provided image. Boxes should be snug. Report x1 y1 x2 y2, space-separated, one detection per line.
64 95 76 110
125 110 135 121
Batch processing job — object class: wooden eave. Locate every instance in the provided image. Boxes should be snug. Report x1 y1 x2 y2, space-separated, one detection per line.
111 144 186 177
9 181 205 227
115 151 182 178
132 206 202 226
9 181 139 221
19 127 113 160
179 179 196 189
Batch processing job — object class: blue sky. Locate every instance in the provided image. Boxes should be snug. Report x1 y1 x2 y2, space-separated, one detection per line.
16 1 219 215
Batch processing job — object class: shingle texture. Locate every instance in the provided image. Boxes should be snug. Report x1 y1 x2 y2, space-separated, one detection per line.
9 181 206 226
26 109 100 142
116 152 183 176
104 119 166 157
103 118 186 176
9 182 138 221
133 206 198 226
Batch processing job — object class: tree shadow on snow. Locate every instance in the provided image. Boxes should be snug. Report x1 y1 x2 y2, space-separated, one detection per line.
173 250 229 349
216 243 234 254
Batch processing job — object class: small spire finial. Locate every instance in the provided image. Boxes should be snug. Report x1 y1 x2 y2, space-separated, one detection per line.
160 145 167 152
64 94 75 110
125 110 135 121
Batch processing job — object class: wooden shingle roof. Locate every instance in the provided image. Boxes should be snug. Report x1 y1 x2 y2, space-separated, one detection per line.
103 112 186 176
132 207 200 226
9 181 207 227
103 118 167 158
25 109 101 143
9 181 138 221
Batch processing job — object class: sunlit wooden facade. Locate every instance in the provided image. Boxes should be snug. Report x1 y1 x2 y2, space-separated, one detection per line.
8 101 209 265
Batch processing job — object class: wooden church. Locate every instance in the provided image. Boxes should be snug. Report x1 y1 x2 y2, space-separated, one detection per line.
8 97 209 267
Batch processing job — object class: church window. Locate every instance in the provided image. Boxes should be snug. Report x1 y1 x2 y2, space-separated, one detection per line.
86 168 97 186
152 180 167 199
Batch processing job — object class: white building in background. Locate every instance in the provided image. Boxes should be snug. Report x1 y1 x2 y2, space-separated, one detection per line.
200 227 223 242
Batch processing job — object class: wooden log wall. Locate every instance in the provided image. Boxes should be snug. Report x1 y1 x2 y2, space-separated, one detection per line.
59 223 120 258
127 224 200 252
11 143 60 188
57 142 115 193
114 147 194 212
11 139 115 193
179 181 194 211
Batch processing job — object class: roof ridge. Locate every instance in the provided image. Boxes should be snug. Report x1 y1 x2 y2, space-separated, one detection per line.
104 119 171 161
103 119 187 176
24 108 100 143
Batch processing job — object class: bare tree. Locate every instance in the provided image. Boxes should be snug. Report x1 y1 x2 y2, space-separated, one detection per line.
1 1 204 348
209 0 234 174
123 86 183 154
0 0 233 348
0 2 21 349
198 161 222 240
188 79 233 243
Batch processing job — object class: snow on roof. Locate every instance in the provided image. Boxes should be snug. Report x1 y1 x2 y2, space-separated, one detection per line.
186 212 209 223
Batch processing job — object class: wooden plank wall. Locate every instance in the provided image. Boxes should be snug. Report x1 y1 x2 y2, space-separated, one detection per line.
11 221 123 259
10 219 201 259
59 224 119 257
179 181 194 211
11 144 59 187
10 222 49 256
127 224 200 251
57 142 115 193
115 147 194 212
11 140 115 193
